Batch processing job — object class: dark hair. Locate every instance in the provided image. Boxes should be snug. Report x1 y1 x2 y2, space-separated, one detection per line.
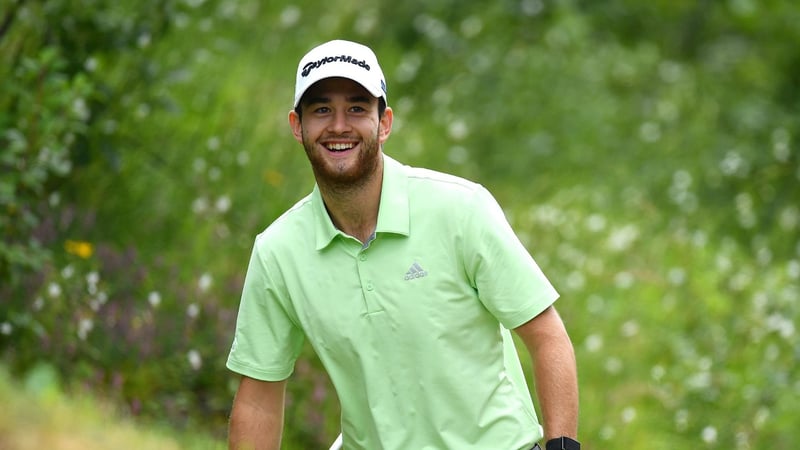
294 97 387 120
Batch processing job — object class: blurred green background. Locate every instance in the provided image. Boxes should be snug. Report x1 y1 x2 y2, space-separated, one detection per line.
2 0 799 448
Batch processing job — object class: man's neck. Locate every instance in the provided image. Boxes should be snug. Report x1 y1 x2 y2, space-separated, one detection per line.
318 158 384 244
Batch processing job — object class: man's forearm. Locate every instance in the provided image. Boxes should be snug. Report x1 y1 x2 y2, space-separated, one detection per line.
229 405 283 450
228 377 286 450
515 307 579 440
532 329 579 440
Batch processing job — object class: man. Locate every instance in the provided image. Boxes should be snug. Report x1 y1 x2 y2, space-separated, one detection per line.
227 39 580 450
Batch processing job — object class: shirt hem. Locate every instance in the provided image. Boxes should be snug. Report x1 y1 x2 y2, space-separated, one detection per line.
226 358 293 381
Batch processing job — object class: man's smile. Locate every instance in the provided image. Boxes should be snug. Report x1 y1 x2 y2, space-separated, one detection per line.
323 141 358 153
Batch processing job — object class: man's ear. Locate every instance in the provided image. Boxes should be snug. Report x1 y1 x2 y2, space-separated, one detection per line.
288 110 303 144
379 106 393 144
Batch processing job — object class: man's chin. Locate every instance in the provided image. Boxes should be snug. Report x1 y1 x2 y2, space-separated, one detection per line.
313 161 377 189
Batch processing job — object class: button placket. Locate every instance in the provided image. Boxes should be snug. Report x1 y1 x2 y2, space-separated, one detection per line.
356 249 381 313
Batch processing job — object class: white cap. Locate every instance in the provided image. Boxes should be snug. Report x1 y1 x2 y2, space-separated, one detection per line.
293 40 387 108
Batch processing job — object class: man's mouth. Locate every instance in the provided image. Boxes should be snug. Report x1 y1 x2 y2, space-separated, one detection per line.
325 142 357 152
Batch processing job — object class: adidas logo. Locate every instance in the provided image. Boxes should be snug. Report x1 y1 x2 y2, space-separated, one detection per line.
404 262 428 280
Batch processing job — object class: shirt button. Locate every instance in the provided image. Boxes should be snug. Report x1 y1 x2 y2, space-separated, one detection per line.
366 281 374 291
359 254 367 261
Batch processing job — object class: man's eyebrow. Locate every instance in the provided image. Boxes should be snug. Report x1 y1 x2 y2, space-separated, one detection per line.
305 96 330 105
347 95 371 103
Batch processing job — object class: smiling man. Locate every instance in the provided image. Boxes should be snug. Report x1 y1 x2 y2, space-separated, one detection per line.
226 40 580 450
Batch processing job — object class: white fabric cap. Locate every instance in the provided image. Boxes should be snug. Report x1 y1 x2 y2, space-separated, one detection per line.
293 40 387 108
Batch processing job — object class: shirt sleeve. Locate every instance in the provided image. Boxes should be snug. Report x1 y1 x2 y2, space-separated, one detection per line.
226 236 305 380
463 186 559 329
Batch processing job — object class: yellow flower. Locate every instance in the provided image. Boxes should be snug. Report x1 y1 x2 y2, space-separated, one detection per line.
263 169 284 187
64 240 94 259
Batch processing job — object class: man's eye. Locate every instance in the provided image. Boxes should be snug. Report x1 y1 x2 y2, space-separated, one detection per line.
350 106 366 112
314 107 330 113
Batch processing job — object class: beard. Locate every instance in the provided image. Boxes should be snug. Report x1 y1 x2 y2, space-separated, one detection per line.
302 127 382 192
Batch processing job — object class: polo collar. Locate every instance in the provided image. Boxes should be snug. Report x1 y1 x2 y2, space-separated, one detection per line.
313 154 410 250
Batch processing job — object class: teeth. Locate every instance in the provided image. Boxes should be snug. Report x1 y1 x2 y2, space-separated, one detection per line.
328 143 355 151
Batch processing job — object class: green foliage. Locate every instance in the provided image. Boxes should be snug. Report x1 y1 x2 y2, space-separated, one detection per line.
0 0 178 287
0 39 92 284
2 0 798 448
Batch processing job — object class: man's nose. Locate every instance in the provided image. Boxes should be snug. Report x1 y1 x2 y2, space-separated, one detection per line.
327 110 351 133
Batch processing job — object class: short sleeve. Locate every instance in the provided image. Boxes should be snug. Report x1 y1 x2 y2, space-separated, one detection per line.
463 186 559 329
226 238 305 380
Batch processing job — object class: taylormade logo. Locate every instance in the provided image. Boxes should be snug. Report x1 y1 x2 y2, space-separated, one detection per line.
302 54 371 77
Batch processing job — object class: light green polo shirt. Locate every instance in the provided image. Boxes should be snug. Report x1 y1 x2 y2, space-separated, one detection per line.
227 154 559 450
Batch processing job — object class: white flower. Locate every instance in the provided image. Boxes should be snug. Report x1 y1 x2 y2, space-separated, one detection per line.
447 119 469 141
448 146 469 165
187 349 202 370
236 151 250 166
77 318 94 340
607 225 639 252
279 5 301 27
614 271 635 289
787 260 800 279
193 157 207 173
209 167 221 181
754 407 770 429
148 291 162 308
585 214 607 232
61 265 75 279
86 271 100 286
48 282 62 298
621 320 640 337
584 334 603 353
207 136 220 151
651 365 665 382
639 121 661 142
621 406 637 423
72 98 90 121
84 57 98 72
675 409 689 432
701 426 718 444
192 196 209 214
765 313 795 339
0 322 12 335
460 16 483 38
215 195 231 213
599 425 615 441
667 267 686 286
187 303 200 318
137 33 151 49
198 273 212 292
604 357 622 374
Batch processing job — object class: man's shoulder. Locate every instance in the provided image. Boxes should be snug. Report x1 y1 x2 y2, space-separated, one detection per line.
402 163 483 198
255 193 314 244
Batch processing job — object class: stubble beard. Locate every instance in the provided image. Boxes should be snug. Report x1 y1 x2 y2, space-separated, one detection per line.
303 127 382 193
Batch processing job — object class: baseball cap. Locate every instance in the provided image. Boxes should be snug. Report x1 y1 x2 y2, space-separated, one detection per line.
293 40 387 108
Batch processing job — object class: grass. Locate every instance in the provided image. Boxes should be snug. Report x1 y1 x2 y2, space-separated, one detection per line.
0 364 225 450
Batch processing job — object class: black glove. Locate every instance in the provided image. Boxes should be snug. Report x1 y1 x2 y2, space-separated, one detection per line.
545 436 580 450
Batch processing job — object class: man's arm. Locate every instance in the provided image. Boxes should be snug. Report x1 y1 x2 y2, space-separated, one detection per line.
514 305 579 441
229 376 287 450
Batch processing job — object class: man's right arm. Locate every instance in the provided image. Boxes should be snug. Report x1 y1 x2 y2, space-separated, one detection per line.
229 376 287 450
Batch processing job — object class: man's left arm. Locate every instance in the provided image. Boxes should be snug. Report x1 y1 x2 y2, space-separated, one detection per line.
514 305 579 442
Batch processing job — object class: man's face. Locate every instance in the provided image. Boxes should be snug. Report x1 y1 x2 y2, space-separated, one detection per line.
289 77 392 190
